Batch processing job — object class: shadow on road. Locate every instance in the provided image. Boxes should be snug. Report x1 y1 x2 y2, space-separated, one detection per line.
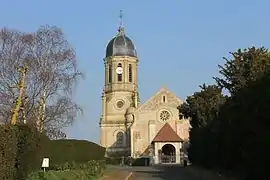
129 164 235 180
131 165 196 180
106 164 236 180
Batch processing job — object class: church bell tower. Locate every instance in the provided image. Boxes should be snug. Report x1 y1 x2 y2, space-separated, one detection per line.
99 11 139 155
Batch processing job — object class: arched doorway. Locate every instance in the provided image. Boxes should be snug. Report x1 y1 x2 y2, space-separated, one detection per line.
160 144 176 163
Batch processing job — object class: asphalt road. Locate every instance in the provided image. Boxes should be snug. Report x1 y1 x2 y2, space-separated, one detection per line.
107 165 226 180
129 165 200 180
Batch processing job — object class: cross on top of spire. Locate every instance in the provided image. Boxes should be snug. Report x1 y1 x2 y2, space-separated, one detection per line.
117 10 125 35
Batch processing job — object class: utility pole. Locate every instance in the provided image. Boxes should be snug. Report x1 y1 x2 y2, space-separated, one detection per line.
11 64 28 125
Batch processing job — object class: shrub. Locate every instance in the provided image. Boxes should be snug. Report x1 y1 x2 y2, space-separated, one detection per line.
0 125 17 180
14 124 49 179
28 160 106 180
0 124 48 180
105 157 122 165
132 157 150 166
80 160 105 178
27 171 47 180
105 156 150 166
0 125 105 179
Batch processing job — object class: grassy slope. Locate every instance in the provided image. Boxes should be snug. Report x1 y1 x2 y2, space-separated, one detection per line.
28 170 99 180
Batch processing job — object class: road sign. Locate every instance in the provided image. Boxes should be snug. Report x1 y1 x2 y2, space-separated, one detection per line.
42 158 49 168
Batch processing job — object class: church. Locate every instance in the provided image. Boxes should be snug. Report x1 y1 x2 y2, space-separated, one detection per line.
99 22 190 164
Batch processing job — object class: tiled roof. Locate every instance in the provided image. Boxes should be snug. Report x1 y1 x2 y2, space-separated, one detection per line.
152 123 183 142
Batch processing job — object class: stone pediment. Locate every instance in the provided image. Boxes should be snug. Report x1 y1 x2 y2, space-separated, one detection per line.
138 87 182 112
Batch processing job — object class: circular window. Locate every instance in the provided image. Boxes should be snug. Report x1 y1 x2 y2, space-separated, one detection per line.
160 110 170 121
116 100 124 108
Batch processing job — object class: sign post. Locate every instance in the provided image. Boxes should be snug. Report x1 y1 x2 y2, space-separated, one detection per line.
41 158 49 172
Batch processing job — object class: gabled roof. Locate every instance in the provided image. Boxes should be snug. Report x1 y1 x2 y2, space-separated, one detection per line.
152 123 183 142
137 87 182 111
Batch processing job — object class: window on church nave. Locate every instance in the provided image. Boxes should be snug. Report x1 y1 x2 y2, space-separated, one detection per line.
163 95 166 103
116 132 124 146
128 64 132 82
117 63 122 82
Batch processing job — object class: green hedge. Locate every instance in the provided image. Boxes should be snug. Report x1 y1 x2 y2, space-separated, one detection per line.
0 124 46 180
105 157 122 165
105 156 150 166
0 125 105 179
43 139 105 168
28 139 106 179
0 125 17 179
15 125 48 179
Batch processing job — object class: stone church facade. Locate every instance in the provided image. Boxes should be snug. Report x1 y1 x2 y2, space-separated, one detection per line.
99 24 190 164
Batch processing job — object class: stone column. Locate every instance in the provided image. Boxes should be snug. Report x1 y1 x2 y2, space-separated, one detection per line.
130 127 134 158
101 92 106 118
175 142 181 164
154 143 160 164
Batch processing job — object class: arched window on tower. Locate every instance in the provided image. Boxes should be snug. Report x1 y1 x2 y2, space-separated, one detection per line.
116 132 124 147
108 64 112 83
128 64 132 82
117 63 122 82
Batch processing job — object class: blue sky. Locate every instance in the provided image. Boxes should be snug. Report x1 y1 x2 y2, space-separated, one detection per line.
1 0 269 143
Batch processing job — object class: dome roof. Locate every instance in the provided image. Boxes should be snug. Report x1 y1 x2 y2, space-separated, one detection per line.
105 27 137 58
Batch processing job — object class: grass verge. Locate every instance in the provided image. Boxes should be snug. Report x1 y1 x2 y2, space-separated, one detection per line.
28 170 99 180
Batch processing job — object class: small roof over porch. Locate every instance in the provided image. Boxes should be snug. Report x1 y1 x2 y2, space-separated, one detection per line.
152 123 184 142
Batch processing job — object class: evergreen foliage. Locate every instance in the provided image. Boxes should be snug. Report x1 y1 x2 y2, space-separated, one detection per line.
179 47 270 179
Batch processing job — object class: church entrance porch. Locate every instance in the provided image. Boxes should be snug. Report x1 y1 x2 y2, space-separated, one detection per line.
150 123 184 164
159 144 176 163
152 142 181 164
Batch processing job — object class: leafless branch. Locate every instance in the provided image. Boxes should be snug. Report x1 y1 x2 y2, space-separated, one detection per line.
0 26 82 138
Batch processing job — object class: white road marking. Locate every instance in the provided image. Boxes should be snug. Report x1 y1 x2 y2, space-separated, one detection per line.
124 172 133 180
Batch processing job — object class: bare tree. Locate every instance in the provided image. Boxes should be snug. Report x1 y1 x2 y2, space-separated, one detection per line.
0 26 82 138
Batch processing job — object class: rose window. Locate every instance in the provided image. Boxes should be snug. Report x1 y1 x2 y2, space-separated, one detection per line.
160 110 170 121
